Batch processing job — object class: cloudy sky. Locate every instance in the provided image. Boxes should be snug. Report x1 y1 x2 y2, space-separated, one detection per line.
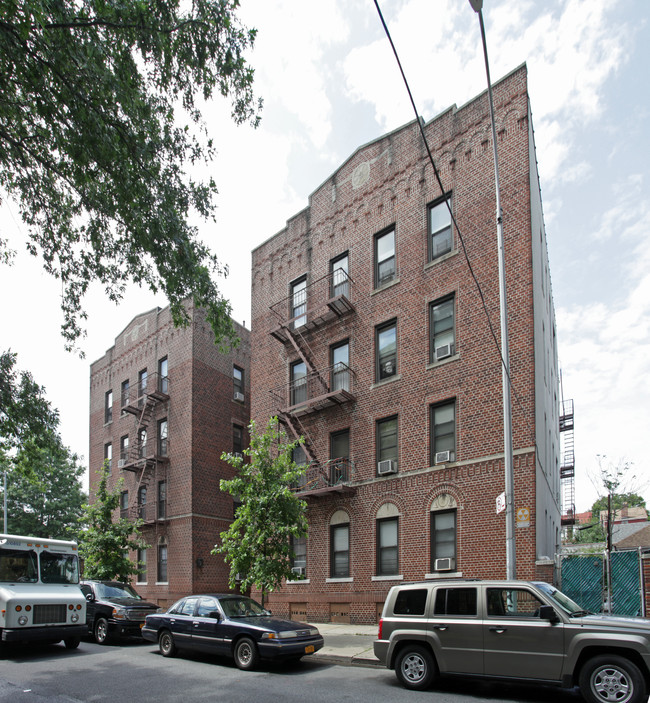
1 0 648 513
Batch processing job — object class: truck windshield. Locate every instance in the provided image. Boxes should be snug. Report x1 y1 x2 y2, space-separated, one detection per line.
535 582 585 615
40 551 79 584
0 548 38 583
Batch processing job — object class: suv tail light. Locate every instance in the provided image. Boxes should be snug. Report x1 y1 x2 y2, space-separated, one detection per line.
378 618 383 640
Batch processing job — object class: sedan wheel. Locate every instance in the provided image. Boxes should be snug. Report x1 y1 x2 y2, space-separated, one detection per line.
234 637 260 671
159 630 177 658
580 655 646 703
94 617 112 645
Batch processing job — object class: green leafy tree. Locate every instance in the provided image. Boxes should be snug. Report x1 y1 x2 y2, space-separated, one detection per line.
0 0 262 353
214 417 308 606
79 463 146 582
6 438 86 540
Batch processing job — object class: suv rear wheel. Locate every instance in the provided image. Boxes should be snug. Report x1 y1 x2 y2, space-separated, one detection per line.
395 645 436 691
579 655 646 703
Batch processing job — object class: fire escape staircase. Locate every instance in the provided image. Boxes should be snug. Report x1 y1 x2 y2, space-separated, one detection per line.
559 398 575 526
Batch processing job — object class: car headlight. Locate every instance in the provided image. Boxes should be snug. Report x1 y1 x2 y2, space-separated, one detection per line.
18 615 28 626
112 607 128 620
308 628 319 636
71 613 79 623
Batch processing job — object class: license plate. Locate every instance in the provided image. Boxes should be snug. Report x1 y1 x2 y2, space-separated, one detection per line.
305 645 314 654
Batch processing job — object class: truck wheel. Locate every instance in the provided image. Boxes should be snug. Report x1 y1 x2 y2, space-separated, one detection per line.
234 637 260 670
64 637 80 649
395 645 437 691
579 655 646 703
94 617 112 645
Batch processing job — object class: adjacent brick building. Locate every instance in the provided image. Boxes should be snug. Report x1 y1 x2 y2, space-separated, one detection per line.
250 64 561 623
88 303 250 607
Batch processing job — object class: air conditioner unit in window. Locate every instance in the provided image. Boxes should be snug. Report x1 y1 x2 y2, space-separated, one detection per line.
377 459 397 475
434 344 452 361
117 459 127 468
234 391 245 402
291 566 306 576
435 557 455 572
434 450 450 465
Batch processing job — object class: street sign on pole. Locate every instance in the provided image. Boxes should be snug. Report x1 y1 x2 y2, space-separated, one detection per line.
496 491 506 514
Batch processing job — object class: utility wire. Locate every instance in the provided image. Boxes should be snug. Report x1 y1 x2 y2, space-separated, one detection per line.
373 0 532 429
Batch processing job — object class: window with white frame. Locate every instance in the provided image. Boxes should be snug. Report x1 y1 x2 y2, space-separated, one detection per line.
430 295 455 362
429 195 453 261
375 228 396 287
376 320 397 381
430 399 456 464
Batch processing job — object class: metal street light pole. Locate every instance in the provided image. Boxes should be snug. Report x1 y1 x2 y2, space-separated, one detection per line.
468 0 516 579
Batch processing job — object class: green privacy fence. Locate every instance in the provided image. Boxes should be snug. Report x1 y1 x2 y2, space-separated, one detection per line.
560 550 643 617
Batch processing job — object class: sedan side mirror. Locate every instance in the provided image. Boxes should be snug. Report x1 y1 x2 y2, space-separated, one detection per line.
539 605 559 623
209 611 221 620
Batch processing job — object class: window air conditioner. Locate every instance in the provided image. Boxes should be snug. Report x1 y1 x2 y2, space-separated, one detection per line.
377 460 397 475
234 392 245 402
434 450 450 465
434 344 452 361
117 459 127 468
435 557 455 572
291 566 306 576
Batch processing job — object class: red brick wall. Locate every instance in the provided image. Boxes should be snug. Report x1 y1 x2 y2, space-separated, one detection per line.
88 303 250 605
250 66 554 623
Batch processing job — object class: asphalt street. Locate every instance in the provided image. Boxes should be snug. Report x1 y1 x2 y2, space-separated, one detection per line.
0 638 584 703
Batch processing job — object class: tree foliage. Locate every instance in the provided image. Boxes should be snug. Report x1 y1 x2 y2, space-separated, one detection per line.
78 463 146 582
213 417 308 604
0 0 262 352
5 438 86 540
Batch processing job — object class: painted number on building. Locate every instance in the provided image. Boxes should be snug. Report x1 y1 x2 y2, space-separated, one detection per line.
516 507 530 527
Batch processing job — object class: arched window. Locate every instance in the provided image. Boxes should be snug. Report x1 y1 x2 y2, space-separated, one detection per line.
330 510 350 578
430 493 458 573
376 503 399 576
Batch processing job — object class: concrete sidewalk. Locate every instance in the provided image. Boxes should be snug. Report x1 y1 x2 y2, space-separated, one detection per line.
311 622 381 668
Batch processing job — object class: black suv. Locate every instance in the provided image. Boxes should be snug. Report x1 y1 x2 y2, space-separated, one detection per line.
80 580 161 644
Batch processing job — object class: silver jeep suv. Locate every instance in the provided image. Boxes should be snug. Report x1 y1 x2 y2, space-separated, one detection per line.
374 579 650 703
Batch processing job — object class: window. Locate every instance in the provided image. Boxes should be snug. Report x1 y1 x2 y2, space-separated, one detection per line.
394 589 427 615
158 357 168 394
120 435 129 462
157 542 168 582
104 443 112 473
104 390 113 424
330 340 350 392
434 587 477 616
233 365 244 400
137 486 147 520
138 427 147 458
330 429 350 484
431 509 457 572
429 195 452 261
233 424 244 455
377 416 398 473
290 360 307 406
138 368 147 405
292 445 307 490
158 418 168 456
197 597 219 618
330 524 350 578
430 400 456 463
375 228 396 287
291 536 307 576
136 548 147 583
291 276 307 328
331 253 350 298
486 588 544 617
120 379 129 411
377 517 398 576
376 320 397 381
158 481 167 520
120 491 129 519
430 295 455 362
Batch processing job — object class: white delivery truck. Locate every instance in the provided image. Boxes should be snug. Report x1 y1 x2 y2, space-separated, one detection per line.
0 533 86 649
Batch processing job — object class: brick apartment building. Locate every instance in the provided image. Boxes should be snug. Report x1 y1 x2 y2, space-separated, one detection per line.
88 303 250 607
250 64 561 624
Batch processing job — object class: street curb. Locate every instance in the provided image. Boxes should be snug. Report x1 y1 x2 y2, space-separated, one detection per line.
313 653 383 669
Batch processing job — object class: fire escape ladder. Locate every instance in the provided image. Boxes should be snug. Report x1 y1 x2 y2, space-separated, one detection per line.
278 411 317 465
284 325 329 395
559 398 575 526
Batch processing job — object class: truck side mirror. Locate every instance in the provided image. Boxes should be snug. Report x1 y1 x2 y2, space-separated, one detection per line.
539 605 559 623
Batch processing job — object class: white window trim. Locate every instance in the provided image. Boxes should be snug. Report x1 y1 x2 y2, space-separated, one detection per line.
372 574 404 582
286 578 311 585
155 581 169 586
424 571 463 580
326 577 353 583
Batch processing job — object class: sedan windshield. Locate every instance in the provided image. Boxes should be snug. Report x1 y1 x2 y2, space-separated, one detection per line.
220 596 268 618
535 582 589 616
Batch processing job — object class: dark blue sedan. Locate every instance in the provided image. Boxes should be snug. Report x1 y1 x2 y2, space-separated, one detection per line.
142 594 324 669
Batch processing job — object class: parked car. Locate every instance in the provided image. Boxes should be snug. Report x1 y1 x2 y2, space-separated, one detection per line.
142 593 324 669
80 580 161 644
374 579 650 703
